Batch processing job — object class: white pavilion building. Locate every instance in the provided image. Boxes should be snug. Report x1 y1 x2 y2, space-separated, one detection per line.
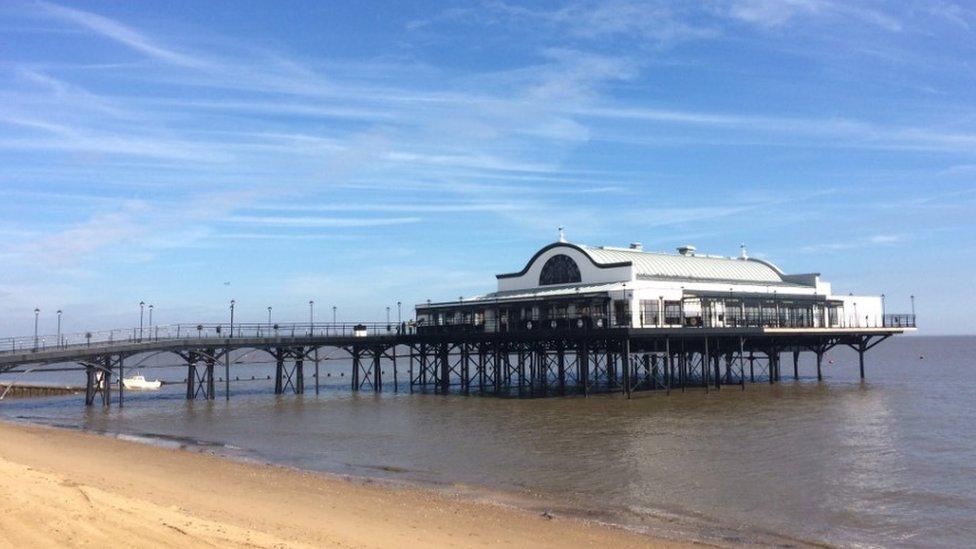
415 237 884 333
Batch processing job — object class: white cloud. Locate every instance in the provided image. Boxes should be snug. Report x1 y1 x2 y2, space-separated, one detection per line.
36 1 207 68
217 216 422 228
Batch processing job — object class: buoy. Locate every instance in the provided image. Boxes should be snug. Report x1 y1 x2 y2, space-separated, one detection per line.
828 360 835 364
919 355 924 360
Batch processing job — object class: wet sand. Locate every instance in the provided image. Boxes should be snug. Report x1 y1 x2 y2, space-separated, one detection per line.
0 420 692 548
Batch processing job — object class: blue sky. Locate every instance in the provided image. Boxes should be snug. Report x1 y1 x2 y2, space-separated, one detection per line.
0 1 974 335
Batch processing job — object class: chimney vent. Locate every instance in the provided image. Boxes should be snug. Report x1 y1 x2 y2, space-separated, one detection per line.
629 242 643 251
677 245 696 256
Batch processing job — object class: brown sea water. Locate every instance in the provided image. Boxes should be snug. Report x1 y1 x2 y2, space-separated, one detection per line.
2 335 974 547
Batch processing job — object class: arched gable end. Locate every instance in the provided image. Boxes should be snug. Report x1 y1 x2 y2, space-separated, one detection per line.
538 254 581 285
496 242 632 280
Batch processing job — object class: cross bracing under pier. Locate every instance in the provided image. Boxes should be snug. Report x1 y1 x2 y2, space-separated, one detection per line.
0 322 907 406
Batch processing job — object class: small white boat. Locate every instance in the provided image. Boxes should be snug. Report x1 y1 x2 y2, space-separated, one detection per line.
122 374 162 390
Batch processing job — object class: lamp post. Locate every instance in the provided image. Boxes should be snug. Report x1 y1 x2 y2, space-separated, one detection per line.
881 294 885 327
56 309 62 348
853 301 858 328
397 301 402 324
386 306 391 326
33 308 39 350
309 300 315 335
267 306 272 332
229 300 235 338
911 294 916 316
148 304 154 328
139 301 145 341
332 306 337 324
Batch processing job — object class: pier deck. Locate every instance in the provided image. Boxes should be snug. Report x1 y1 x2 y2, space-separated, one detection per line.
0 322 913 406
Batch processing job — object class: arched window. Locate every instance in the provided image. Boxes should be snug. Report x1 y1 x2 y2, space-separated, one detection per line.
539 254 581 286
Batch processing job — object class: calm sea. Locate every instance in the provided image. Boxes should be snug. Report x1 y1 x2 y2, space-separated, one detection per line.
2 336 974 547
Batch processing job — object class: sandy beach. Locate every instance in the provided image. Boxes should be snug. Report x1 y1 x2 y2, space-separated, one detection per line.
0 420 690 548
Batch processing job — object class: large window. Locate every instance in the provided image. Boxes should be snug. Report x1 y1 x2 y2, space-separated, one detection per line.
640 300 660 326
664 301 682 325
538 254 582 285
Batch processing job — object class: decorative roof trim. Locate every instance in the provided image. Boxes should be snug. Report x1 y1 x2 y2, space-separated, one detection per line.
496 242 631 279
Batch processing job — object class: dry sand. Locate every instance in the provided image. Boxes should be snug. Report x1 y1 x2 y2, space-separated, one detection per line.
0 421 693 548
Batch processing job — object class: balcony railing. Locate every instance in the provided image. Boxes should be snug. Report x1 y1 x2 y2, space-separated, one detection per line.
882 314 916 328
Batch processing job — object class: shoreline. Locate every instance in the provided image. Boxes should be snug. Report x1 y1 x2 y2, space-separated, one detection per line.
0 419 697 548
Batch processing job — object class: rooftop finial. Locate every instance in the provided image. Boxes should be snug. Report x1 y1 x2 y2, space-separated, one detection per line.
557 227 566 243
740 243 748 259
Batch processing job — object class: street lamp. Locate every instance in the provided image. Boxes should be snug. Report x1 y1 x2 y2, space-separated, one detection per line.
56 309 62 347
139 301 145 340
386 306 391 326
309 300 315 335
332 305 337 324
880 294 885 327
148 304 154 328
267 306 272 331
397 301 402 324
33 307 40 350
229 299 236 337
911 294 916 316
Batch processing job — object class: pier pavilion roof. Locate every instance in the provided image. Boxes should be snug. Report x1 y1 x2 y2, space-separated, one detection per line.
579 245 786 284
497 242 797 286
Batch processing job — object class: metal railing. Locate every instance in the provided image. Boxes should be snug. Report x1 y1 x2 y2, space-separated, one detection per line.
883 314 916 328
0 322 415 356
416 311 918 334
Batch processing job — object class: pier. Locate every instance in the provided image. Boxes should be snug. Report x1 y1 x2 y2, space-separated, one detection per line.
0 238 917 406
0 319 914 406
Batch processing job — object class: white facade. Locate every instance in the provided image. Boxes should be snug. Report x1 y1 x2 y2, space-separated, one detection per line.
419 241 885 330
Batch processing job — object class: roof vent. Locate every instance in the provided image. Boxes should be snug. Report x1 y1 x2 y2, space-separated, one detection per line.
677 245 696 256
740 243 748 260
629 242 643 251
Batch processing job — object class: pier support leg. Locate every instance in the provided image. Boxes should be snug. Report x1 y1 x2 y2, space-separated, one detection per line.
352 347 361 391
749 351 755 383
84 363 97 406
295 354 305 394
409 346 415 394
622 338 631 399
275 350 284 394
118 356 124 408
703 339 710 393
557 344 566 396
713 352 721 390
460 344 470 396
101 356 112 407
858 344 866 380
816 350 823 381
373 346 382 392
187 351 197 399
439 344 450 394
649 354 657 390
793 350 799 380
206 350 215 399
493 345 503 395
580 341 589 396
224 347 230 400
665 337 671 396
314 346 320 395
392 345 398 393
739 338 746 391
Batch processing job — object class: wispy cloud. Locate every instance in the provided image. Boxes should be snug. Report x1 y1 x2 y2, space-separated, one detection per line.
36 1 207 68
217 215 422 228
726 0 902 31
800 234 906 253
